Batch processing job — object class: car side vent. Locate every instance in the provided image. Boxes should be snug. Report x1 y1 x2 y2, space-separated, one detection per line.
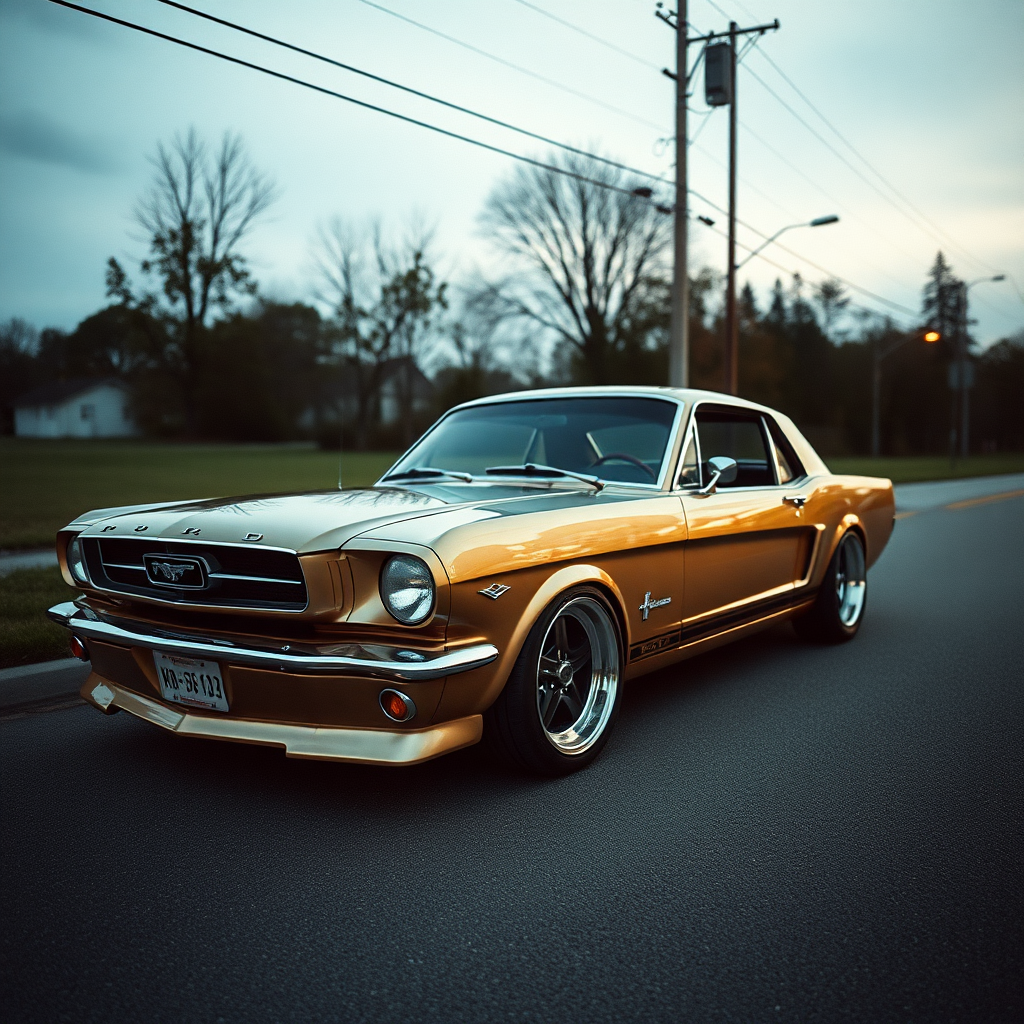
82 538 308 611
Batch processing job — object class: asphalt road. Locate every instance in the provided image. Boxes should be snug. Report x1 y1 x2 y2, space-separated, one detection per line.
2 481 1022 1023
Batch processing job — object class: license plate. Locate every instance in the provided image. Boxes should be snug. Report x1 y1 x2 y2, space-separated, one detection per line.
154 651 229 713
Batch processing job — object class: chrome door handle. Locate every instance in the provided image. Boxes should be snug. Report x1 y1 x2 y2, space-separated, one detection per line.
782 495 807 508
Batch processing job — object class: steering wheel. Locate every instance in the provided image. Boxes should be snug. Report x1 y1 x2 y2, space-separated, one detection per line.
592 452 657 481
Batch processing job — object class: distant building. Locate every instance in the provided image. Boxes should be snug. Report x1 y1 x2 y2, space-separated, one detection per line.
13 378 139 438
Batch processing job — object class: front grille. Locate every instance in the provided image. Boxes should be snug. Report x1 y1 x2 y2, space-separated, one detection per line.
82 537 308 611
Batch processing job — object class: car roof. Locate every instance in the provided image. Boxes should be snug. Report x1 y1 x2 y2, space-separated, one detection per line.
450 385 776 417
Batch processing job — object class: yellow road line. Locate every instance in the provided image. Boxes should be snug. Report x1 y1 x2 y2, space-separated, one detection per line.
894 511 918 520
945 489 1024 511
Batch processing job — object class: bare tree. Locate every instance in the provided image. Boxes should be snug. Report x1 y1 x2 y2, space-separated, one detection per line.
108 128 277 431
476 150 672 384
313 218 446 447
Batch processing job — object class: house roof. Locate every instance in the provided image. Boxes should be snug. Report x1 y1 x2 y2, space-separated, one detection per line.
13 377 126 409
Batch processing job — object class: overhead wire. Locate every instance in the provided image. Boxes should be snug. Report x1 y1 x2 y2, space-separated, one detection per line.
703 0 1005 281
751 46 1005 279
509 0 661 71
696 217 912 327
689 187 920 318
354 0 667 132
46 0 651 201
49 0 926 329
153 0 673 188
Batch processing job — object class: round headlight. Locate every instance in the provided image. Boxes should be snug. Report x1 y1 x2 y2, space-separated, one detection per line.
67 538 89 585
380 555 435 625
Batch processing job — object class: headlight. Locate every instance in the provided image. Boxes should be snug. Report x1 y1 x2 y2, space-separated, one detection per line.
380 555 435 625
67 537 89 585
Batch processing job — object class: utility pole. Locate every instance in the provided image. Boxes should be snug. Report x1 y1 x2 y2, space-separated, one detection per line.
724 20 739 395
663 12 778 395
657 2 689 388
671 2 688 387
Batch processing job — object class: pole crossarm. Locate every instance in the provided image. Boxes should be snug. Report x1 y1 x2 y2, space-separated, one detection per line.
685 20 780 46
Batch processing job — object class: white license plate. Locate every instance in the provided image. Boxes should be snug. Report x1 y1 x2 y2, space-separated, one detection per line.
154 651 229 713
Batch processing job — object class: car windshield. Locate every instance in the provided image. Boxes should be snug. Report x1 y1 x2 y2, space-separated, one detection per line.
387 397 679 487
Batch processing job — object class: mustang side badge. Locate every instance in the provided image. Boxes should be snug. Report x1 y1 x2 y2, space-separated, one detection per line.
639 591 671 621
479 583 510 600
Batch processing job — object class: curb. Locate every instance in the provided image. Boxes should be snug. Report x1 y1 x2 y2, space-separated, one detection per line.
0 658 91 709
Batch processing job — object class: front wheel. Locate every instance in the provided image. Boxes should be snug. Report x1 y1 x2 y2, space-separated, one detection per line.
794 530 867 644
485 586 622 775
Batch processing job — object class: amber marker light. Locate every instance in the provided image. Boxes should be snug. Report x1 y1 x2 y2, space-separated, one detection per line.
924 331 941 343
379 688 416 723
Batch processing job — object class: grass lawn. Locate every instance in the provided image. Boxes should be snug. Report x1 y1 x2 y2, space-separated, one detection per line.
0 567 77 668
0 439 398 549
827 453 1024 483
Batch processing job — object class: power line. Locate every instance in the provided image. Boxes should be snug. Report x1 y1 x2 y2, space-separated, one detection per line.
153 0 672 187
703 0 1006 282
697 216 912 326
689 185 920 317
750 47 1003 277
509 0 661 71
46 0 651 201
48 1 927 329
739 121 930 278
354 0 667 132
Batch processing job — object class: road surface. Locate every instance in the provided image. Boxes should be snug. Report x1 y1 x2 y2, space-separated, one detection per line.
2 478 1021 1022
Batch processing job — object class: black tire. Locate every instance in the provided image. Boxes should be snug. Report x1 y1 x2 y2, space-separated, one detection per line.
485 585 623 776
793 530 867 644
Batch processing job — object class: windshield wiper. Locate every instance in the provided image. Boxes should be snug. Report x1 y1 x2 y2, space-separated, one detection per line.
484 463 604 491
382 467 474 483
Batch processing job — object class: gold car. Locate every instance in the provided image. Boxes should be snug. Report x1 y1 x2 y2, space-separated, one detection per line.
49 387 894 775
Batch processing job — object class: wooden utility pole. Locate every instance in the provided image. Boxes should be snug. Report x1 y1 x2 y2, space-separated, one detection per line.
669 0 689 388
724 21 739 395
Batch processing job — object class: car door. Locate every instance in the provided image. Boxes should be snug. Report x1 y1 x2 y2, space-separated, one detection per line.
678 404 816 631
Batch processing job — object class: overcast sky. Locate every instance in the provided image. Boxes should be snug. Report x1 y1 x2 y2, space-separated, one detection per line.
1 0 1022 348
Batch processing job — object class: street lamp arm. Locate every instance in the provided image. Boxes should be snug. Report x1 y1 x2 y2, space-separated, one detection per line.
733 214 839 271
734 222 802 271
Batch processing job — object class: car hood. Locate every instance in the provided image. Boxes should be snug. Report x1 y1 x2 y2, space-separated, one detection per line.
69 484 606 553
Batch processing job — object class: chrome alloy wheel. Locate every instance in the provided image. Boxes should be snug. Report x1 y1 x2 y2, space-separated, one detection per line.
835 532 867 627
535 596 620 755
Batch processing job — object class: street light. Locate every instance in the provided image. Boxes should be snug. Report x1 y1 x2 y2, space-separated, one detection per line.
734 214 839 271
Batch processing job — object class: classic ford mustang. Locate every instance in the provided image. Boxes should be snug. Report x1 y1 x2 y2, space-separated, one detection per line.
49 387 894 774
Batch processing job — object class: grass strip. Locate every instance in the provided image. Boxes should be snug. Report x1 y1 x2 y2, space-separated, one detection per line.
0 567 78 668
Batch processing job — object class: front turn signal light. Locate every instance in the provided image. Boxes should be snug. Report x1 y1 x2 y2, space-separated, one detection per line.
379 689 416 723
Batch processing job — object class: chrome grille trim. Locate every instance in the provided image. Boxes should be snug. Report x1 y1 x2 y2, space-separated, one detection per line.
82 536 309 611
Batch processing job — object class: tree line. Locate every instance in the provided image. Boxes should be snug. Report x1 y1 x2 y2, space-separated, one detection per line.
2 130 1021 455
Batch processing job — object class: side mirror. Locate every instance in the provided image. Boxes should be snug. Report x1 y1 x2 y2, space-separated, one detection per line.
695 455 738 496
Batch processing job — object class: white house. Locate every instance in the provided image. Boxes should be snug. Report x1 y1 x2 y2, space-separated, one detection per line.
13 378 139 438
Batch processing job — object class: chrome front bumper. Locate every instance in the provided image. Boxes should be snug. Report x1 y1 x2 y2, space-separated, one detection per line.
47 601 498 682
83 676 483 765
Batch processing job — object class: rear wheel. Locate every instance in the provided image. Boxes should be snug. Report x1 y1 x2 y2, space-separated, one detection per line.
794 530 867 644
485 586 622 775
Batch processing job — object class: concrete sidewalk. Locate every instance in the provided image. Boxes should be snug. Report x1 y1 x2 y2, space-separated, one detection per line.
0 658 91 710
0 549 59 576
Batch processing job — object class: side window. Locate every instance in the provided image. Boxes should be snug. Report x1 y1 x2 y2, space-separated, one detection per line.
695 409 774 488
676 433 700 487
765 417 805 483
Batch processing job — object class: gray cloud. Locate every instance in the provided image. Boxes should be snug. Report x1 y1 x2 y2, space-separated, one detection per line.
0 0 108 40
0 110 119 173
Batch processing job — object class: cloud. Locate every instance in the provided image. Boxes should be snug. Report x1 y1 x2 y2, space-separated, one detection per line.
0 110 119 173
0 0 109 41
